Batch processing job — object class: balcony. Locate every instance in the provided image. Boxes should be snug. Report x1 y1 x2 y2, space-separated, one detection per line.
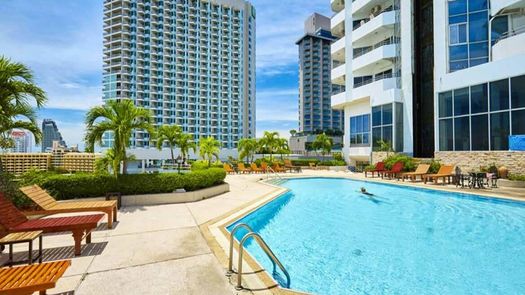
331 37 346 62
331 90 347 109
352 0 392 18
353 41 397 76
353 76 401 106
331 62 346 86
492 26 525 61
331 9 345 38
352 10 396 47
491 0 525 14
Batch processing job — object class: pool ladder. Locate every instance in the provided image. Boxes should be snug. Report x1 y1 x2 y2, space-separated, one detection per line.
227 223 291 290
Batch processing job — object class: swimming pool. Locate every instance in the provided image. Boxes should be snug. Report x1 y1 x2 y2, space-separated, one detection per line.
228 177 525 294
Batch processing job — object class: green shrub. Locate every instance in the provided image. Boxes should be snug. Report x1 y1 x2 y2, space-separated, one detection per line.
508 174 525 181
289 159 320 166
421 159 441 174
19 168 226 200
0 172 32 208
318 160 346 166
383 154 416 172
364 164 376 171
191 160 223 170
333 152 344 162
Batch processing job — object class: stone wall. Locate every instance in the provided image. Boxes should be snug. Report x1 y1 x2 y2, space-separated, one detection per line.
371 152 390 164
434 151 525 175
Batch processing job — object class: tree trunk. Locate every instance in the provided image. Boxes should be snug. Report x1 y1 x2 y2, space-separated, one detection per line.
170 147 175 165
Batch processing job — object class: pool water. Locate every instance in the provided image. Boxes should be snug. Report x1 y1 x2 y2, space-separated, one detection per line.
228 178 525 295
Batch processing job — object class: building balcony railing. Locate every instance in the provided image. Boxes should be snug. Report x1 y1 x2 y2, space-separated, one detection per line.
353 5 393 31
354 71 397 88
353 36 399 59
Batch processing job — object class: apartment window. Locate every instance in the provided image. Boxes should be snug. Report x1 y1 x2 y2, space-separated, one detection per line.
447 0 489 72
372 104 393 150
438 74 525 151
350 114 370 146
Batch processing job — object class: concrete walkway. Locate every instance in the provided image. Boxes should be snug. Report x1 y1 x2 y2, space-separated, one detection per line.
1 171 523 294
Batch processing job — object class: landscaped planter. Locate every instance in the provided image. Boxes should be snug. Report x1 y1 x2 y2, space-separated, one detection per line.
498 179 525 188
121 183 230 206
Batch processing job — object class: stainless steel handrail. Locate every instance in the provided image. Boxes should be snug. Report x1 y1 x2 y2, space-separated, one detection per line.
227 223 254 274
227 223 291 290
236 232 291 290
266 166 283 180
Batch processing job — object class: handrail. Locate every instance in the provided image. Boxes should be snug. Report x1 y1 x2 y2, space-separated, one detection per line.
237 232 291 290
227 223 254 274
266 166 283 180
227 223 291 290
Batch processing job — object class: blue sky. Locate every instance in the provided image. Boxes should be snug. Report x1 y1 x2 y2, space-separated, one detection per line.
0 0 331 149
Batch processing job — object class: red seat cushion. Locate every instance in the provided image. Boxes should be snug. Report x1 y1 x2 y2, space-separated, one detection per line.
12 214 104 232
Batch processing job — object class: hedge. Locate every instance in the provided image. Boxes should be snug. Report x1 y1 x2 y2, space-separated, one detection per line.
20 168 226 200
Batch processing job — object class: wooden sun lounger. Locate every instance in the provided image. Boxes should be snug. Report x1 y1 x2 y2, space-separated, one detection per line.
272 164 286 173
237 163 251 174
423 165 455 184
20 185 118 229
223 163 236 174
382 162 404 179
284 160 301 172
0 260 71 295
250 163 263 173
400 164 431 182
0 193 103 256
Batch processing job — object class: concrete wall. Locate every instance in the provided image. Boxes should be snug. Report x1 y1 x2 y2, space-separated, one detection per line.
371 151 390 164
435 151 525 174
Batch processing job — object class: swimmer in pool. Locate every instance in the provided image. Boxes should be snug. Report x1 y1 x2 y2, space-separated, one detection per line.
360 187 374 196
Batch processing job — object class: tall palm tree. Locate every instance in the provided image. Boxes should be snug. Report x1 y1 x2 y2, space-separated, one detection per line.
155 125 182 164
0 56 46 148
238 138 258 163
85 99 153 176
199 136 221 167
276 138 290 160
259 131 280 160
177 133 197 163
312 133 333 158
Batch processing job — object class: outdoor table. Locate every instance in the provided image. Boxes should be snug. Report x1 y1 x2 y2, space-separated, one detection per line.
0 231 43 266
468 172 487 189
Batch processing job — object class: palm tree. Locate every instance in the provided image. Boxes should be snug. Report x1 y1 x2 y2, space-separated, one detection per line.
85 99 153 176
312 133 333 158
176 133 196 163
199 136 221 167
276 138 290 160
290 129 297 137
0 56 46 149
155 125 182 165
238 138 258 163
259 131 280 160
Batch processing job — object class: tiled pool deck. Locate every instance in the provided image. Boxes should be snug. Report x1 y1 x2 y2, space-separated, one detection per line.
1 170 523 294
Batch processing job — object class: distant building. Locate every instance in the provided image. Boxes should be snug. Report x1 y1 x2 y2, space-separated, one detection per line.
41 119 66 152
289 133 343 155
296 13 344 134
9 130 32 153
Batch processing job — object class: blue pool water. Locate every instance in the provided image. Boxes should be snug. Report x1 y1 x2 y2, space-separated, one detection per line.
228 178 525 295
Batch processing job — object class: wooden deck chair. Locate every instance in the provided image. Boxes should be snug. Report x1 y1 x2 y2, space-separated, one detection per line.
0 193 103 256
250 163 263 173
20 185 118 229
223 163 236 174
237 163 251 174
0 260 71 295
400 164 431 182
423 165 455 184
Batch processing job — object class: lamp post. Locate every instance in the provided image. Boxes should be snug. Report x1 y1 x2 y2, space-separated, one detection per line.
176 155 182 174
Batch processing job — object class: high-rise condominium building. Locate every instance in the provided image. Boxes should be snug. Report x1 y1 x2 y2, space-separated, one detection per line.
330 0 414 165
9 130 32 153
103 0 256 149
41 119 66 152
330 0 525 166
297 13 344 133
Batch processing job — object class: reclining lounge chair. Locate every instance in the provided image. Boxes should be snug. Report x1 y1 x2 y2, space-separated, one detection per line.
20 185 117 229
0 193 103 256
0 260 71 295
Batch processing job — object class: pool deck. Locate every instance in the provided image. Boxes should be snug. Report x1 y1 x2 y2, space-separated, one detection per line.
1 170 523 294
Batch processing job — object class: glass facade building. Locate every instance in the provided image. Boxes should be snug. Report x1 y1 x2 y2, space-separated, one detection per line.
103 0 256 149
41 119 66 152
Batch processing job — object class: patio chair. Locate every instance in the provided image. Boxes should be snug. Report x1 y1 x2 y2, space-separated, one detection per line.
20 185 118 229
250 163 263 173
0 260 71 295
284 159 302 173
309 162 318 170
223 163 236 174
423 165 455 185
260 162 269 173
272 163 287 173
237 163 251 174
365 162 386 177
400 164 430 182
382 162 404 179
0 193 103 256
